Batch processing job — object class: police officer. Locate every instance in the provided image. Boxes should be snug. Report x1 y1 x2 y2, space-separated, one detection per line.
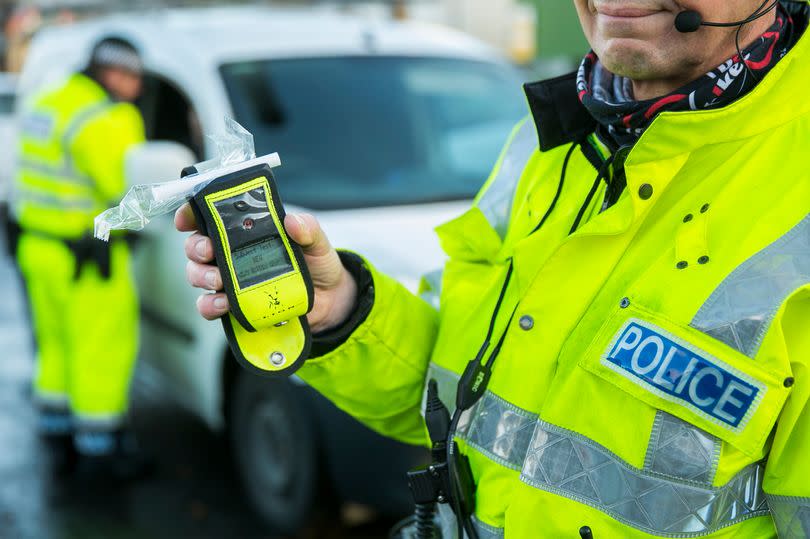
180 0 810 536
14 37 147 478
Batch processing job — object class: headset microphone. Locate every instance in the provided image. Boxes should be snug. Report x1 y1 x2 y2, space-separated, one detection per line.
674 11 703 33
674 1 779 33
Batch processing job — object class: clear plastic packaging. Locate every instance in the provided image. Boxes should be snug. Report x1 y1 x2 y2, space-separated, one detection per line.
95 118 280 241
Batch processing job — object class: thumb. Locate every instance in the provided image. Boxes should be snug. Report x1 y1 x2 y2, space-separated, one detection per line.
284 213 333 258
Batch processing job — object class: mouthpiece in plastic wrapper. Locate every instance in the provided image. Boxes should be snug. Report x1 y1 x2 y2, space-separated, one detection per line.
94 118 281 241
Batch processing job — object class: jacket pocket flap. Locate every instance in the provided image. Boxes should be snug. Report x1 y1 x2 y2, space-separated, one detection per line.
579 302 790 457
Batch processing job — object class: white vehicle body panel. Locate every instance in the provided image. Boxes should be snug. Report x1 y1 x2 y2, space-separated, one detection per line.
0 74 18 202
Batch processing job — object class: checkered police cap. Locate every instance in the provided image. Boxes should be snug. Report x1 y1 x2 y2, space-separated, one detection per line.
90 37 143 76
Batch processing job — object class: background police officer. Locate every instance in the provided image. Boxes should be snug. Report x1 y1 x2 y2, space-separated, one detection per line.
179 0 810 536
14 37 147 479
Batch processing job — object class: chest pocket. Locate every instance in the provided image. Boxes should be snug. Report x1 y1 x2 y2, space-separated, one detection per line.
579 300 791 458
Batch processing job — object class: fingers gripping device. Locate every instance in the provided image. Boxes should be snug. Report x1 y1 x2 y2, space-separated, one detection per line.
94 119 313 376
188 163 314 377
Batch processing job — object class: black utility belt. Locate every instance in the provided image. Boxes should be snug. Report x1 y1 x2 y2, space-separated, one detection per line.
22 229 123 280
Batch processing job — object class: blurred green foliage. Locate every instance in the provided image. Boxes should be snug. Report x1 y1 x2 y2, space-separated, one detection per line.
527 1 589 58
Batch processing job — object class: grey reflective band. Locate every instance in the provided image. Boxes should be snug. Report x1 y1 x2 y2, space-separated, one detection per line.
14 186 96 211
476 118 537 239
426 363 461 414
429 363 534 471
21 111 55 140
62 101 113 147
32 390 70 409
457 389 535 471
17 158 94 187
644 411 720 485
424 364 771 536
73 413 125 432
420 268 443 311
521 421 769 536
61 100 114 175
767 494 810 538
691 213 810 358
18 100 112 196
471 516 504 539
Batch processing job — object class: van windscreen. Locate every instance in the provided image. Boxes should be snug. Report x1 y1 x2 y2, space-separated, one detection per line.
220 56 525 210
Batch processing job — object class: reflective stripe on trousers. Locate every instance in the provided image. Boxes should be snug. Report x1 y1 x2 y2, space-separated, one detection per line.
426 364 771 537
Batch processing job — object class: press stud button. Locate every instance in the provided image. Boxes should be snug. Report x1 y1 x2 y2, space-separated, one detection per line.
639 184 654 200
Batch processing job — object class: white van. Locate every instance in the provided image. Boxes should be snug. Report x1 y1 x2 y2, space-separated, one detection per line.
17 6 527 532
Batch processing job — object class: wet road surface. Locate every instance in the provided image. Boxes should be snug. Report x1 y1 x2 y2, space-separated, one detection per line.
0 243 395 538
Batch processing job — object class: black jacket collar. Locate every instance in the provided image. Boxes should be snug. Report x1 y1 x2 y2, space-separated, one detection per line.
523 71 596 152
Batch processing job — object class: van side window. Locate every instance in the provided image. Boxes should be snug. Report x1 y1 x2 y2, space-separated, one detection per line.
138 75 203 160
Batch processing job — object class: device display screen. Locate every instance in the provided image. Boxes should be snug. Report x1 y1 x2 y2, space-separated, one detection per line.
213 184 295 289
231 237 293 288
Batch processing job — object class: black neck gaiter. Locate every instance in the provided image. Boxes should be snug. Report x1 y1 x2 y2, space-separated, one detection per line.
576 4 802 150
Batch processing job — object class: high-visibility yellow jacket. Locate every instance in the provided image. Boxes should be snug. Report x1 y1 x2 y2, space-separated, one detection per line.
298 15 810 539
14 73 144 239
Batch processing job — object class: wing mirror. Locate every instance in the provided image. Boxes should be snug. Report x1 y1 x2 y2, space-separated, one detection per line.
126 141 196 187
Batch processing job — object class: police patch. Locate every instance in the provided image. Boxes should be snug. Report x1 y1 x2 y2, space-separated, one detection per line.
602 318 766 430
21 113 55 140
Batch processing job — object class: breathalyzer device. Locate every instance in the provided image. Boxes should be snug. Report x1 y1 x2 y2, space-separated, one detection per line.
188 162 314 377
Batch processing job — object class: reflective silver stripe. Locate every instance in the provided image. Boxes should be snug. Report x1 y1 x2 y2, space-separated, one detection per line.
13 186 96 211
21 111 55 140
423 363 537 470
74 413 124 432
476 118 537 239
426 363 461 414
691 213 810 358
17 158 94 187
33 390 69 410
62 101 114 176
420 268 443 311
644 411 720 485
521 420 769 536
424 364 770 535
62 100 113 149
427 364 535 470
767 494 810 538
458 390 535 471
471 516 504 539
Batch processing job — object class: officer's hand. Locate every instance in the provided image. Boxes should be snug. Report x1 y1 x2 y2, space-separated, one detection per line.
175 203 358 333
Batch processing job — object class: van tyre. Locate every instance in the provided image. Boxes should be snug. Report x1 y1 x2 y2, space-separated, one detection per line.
229 370 319 534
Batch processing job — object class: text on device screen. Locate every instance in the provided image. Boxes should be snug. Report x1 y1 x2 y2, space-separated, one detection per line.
213 185 294 289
